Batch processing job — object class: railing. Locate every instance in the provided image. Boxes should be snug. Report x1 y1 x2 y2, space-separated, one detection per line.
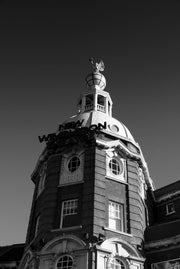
85 104 106 112
97 104 105 112
85 104 93 111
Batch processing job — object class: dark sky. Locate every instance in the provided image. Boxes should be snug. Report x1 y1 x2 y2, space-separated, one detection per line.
1 1 180 245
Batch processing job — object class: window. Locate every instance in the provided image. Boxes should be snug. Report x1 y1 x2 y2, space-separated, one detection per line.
85 94 93 111
166 203 175 215
68 156 80 172
106 156 126 182
34 215 40 237
110 258 126 269
57 255 73 269
37 162 47 196
60 199 78 228
109 158 123 175
97 95 105 112
109 201 124 231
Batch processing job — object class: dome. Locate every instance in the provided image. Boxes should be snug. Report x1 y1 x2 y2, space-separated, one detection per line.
62 110 135 143
60 58 135 144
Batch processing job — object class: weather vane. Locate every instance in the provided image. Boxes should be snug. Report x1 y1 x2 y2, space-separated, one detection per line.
89 57 105 72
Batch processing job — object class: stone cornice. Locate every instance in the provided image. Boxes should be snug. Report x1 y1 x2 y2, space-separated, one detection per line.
145 234 180 250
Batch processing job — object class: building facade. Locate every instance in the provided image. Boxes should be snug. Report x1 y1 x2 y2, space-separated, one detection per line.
18 60 180 269
0 244 24 269
145 181 180 269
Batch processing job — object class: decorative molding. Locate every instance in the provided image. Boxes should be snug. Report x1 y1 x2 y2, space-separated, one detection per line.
145 234 180 250
96 138 155 192
103 227 133 237
156 190 180 202
51 225 82 232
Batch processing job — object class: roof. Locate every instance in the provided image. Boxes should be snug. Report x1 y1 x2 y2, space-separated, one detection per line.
62 110 135 143
0 244 24 262
154 180 180 202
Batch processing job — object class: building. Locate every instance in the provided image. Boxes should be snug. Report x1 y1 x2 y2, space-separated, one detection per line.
18 60 180 269
145 180 180 269
0 244 24 269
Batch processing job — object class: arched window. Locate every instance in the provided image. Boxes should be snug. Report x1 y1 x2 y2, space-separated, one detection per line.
110 258 126 269
56 255 73 269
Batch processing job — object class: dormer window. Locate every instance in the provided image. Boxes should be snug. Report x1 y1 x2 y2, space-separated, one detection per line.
85 94 93 111
97 95 105 112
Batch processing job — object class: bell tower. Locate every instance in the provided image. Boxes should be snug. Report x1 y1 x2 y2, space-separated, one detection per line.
19 59 154 269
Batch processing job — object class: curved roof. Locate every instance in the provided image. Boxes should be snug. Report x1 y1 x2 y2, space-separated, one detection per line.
63 110 135 143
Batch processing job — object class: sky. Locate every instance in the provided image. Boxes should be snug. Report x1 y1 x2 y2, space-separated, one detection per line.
0 1 180 246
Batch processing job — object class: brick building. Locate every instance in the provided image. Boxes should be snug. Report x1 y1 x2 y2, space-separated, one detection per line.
0 244 24 269
145 180 180 268
18 60 180 269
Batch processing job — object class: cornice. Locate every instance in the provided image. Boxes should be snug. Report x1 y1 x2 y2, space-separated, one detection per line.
145 234 180 250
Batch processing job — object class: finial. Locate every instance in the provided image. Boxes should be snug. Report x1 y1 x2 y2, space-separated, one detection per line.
89 57 105 73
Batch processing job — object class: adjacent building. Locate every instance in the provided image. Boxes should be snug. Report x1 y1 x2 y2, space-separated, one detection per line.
0 244 24 269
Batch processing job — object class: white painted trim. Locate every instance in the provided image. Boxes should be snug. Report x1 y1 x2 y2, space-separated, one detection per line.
105 176 128 185
103 227 133 237
51 225 82 232
166 202 175 215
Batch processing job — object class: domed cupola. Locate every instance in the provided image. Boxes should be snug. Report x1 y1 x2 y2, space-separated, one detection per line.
65 58 135 143
77 58 113 117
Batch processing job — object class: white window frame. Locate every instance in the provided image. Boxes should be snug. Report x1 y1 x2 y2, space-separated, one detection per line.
108 201 124 232
109 158 122 175
60 199 78 228
166 202 175 215
138 167 146 200
106 155 126 182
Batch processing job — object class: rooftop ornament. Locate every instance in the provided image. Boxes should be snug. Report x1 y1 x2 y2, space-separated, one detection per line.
89 57 105 73
85 57 106 91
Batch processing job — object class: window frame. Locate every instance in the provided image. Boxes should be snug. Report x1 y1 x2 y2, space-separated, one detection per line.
106 155 126 182
56 255 73 269
60 199 78 228
108 201 124 232
166 202 175 215
67 156 80 173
